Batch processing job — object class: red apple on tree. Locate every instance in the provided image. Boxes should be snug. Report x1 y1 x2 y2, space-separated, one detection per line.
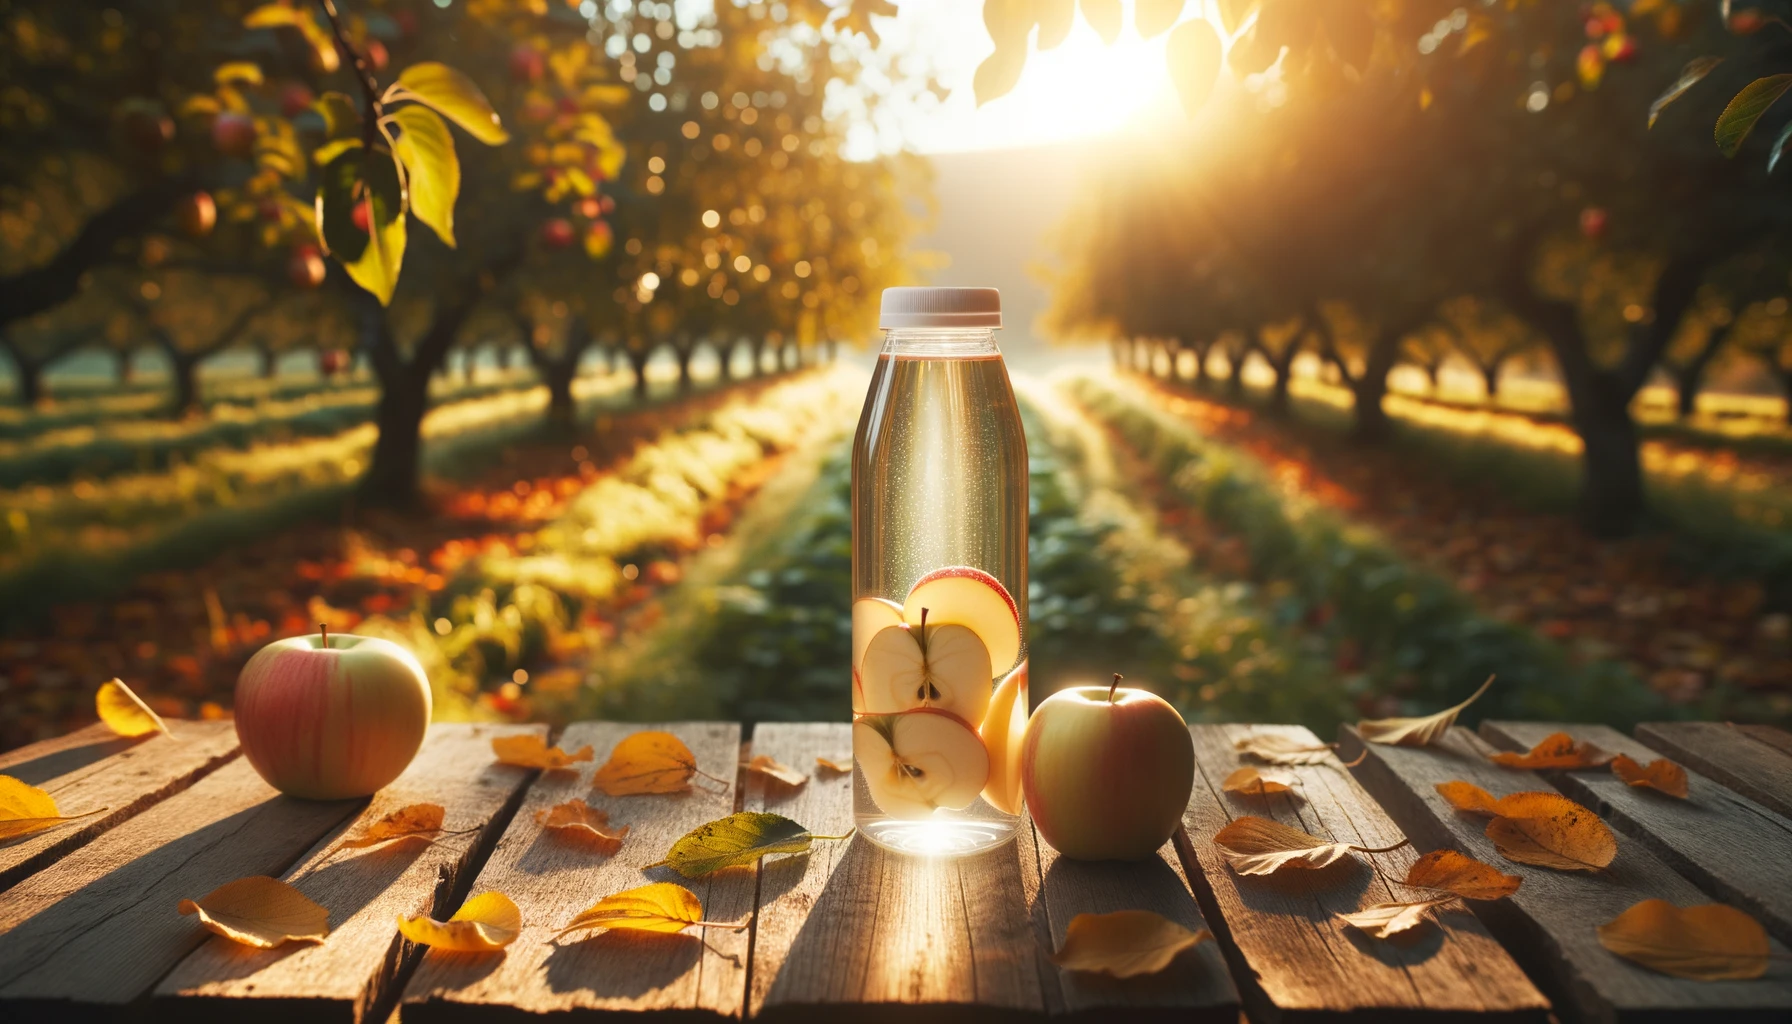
1730 8 1768 34
211 111 256 158
177 191 217 238
279 82 315 119
352 198 373 233
288 245 326 289
540 217 575 249
364 39 389 72
510 44 545 83
1579 206 1608 240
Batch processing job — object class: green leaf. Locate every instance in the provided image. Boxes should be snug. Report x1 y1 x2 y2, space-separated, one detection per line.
388 105 458 247
390 63 509 145
1716 74 1792 156
314 91 361 140
1135 0 1183 39
1167 18 1223 116
648 812 846 878
1649 56 1723 129
1769 119 1792 173
313 137 362 166
317 148 406 305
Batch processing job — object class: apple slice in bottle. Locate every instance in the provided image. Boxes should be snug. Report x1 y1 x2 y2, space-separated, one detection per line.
858 613 992 723
903 567 1021 675
851 597 904 672
978 660 1029 815
853 709 991 819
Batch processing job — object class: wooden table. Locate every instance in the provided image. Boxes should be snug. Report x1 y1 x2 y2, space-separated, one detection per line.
2 718 1789 1023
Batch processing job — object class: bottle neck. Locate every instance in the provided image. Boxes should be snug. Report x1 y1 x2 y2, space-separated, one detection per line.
880 328 1000 358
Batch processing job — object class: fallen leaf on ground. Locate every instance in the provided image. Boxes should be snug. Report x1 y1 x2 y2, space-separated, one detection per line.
178 876 328 948
0 775 105 840
1222 766 1297 796
815 756 851 774
649 811 850 877
1490 732 1614 769
1357 675 1493 747
96 678 170 738
398 891 520 951
335 803 447 851
1436 781 1503 816
744 754 807 787
536 799 629 854
1482 792 1616 872
1610 754 1689 799
1403 849 1522 900
592 730 722 795
1338 898 1452 939
492 734 593 770
1597 899 1768 980
1048 909 1213 977
552 882 745 939
1233 732 1332 764
1214 815 1367 875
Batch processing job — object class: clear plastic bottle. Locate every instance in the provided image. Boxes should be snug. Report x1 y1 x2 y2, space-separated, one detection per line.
850 287 1028 857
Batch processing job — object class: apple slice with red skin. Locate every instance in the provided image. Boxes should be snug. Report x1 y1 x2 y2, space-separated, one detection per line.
852 597 904 673
903 567 1021 675
858 614 992 723
979 660 1029 815
854 708 990 819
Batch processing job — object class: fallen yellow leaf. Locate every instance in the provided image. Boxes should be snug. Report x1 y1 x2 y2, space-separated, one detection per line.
1482 792 1616 872
536 798 629 854
1222 766 1297 797
1233 732 1332 765
815 756 851 774
0 775 105 840
1490 731 1613 769
1214 815 1403 875
649 811 849 877
592 730 722 796
1403 849 1521 900
335 803 447 851
1338 898 1452 939
744 754 807 787
1357 675 1493 747
492 734 594 770
178 876 328 948
1610 754 1689 799
1048 910 1213 977
552 882 745 940
96 678 170 738
398 891 520 951
1597 900 1768 980
1435 780 1502 816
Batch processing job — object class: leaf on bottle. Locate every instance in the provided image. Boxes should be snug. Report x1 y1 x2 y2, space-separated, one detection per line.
1221 765 1297 796
1080 0 1122 44
1489 732 1614 770
388 105 459 247
1233 731 1332 765
1357 675 1493 747
1610 754 1689 799
335 803 447 851
650 811 843 877
1649 56 1723 128
744 754 808 788
390 62 509 145
553 882 744 940
1435 780 1503 816
814 755 851 774
1597 899 1769 980
0 775 105 840
1213 815 1355 875
178 876 328 949
491 734 594 770
96 678 170 738
397 891 520 951
536 798 629 854
1166 18 1223 117
972 45 1028 108
1048 909 1212 977
1338 898 1452 939
1215 0 1258 35
1035 0 1076 50
592 730 713 795
1134 0 1183 39
1481 792 1616 872
1716 74 1792 157
1403 849 1521 900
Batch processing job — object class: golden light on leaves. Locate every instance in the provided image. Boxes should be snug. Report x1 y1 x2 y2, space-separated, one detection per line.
814 756 851 774
1597 900 1770 980
650 811 849 878
1166 18 1223 117
1489 732 1614 770
96 678 170 738
1222 766 1297 797
492 734 594 770
592 730 721 796
1436 781 1504 816
1339 899 1452 939
744 754 807 788
178 875 328 949
1357 676 1493 747
0 775 105 840
1404 849 1522 901
1048 909 1213 978
536 798 629 854
335 803 448 851
1610 754 1690 799
552 882 744 940
1481 792 1617 872
1233 732 1332 765
398 891 521 951
1214 816 1358 876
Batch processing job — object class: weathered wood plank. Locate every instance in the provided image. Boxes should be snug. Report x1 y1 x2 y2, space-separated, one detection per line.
151 723 543 1024
1481 721 1792 948
745 721 1049 1023
400 721 750 1023
1176 724 1546 1023
0 757 363 1017
1736 723 1792 759
0 720 239 892
1339 724 1792 1023
1633 722 1792 820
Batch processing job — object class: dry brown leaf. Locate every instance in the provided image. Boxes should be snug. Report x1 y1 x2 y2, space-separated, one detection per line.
1597 899 1769 980
398 891 520 951
1214 815 1375 875
552 882 744 940
335 803 447 851
492 734 594 770
1435 781 1503 816
1403 849 1521 900
1047 909 1213 977
1357 675 1493 747
0 775 105 840
1338 898 1452 939
536 798 629 854
96 678 170 738
1222 766 1297 796
1489 732 1614 769
1610 754 1689 799
592 730 720 796
744 754 807 788
1483 792 1616 872
1233 732 1332 765
814 756 851 774
178 876 328 948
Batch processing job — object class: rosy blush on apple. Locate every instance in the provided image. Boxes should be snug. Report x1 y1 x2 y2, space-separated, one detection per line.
858 618 992 723
903 566 1021 675
978 660 1030 815
854 708 990 819
851 596 904 673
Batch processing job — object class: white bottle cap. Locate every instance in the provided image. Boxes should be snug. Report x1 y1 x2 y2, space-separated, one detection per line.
878 287 1002 329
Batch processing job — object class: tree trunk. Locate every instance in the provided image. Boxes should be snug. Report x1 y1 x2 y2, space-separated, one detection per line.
1569 380 1646 537
545 359 576 426
675 346 694 391
629 351 651 398
1190 345 1209 387
826 338 838 363
718 339 737 380
1671 323 1731 419
258 346 277 379
115 348 133 385
751 340 767 377
1269 356 1291 416
171 355 202 416
11 356 44 408
360 365 431 506
1480 362 1502 402
1351 373 1392 441
1225 348 1246 398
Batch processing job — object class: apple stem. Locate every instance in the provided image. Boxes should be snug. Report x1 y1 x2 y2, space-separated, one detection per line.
1109 672 1122 704
320 623 328 647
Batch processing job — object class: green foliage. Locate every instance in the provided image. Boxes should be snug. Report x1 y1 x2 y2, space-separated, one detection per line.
318 148 407 303
1715 73 1792 156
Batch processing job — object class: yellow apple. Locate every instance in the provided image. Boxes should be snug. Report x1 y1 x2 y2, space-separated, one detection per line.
979 660 1029 815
